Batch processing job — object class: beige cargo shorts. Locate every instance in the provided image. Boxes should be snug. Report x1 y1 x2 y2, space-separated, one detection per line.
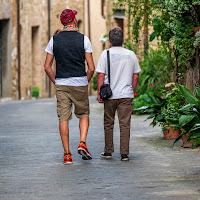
56 85 90 121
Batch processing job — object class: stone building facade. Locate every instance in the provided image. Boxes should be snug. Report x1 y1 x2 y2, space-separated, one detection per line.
19 0 49 99
0 0 18 99
0 0 85 100
0 0 153 100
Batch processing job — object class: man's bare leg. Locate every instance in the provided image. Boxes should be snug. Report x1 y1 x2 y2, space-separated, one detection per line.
78 116 92 159
79 116 89 142
59 121 70 154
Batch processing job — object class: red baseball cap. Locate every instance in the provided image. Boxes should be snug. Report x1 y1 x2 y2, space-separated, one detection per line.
60 9 77 25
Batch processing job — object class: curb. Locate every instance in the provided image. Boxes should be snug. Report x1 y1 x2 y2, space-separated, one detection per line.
0 98 12 103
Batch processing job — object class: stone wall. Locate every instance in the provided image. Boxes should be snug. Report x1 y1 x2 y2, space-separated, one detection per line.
0 0 17 99
50 0 85 97
89 0 106 69
19 0 49 99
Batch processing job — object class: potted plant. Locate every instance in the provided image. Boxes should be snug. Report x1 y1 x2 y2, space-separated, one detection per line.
160 84 184 139
32 87 40 99
136 83 184 140
173 84 200 148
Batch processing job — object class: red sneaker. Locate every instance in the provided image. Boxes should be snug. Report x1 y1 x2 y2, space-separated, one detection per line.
63 153 73 165
78 142 92 160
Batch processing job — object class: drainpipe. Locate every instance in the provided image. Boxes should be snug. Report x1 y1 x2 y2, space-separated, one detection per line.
48 0 51 98
17 0 21 99
128 0 131 40
87 0 91 39
87 0 92 95
0 21 2 98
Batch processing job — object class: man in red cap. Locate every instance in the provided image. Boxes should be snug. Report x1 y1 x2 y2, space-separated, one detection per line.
44 9 95 164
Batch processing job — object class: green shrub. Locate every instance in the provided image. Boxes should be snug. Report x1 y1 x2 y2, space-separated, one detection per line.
136 46 175 96
161 85 185 130
133 93 152 115
123 39 139 54
173 84 200 147
32 87 39 98
92 73 97 91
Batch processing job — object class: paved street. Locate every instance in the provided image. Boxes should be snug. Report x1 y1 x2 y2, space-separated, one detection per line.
0 97 200 200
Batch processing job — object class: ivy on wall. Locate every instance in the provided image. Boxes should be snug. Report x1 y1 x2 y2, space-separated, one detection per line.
114 0 200 78
151 0 200 68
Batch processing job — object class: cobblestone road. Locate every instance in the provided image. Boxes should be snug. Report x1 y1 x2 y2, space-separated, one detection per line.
0 97 200 200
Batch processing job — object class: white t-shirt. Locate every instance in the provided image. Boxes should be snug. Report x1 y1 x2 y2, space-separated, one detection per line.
96 47 141 99
45 35 93 86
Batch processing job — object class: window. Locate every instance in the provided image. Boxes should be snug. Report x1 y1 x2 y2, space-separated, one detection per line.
114 9 125 19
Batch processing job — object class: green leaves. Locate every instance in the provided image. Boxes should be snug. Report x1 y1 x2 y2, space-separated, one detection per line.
191 123 200 132
173 134 183 145
172 85 200 146
156 114 165 121
178 104 196 113
137 47 174 96
146 113 156 120
132 93 153 114
195 87 200 97
136 83 200 147
152 0 198 67
166 118 179 125
179 115 196 127
134 106 149 111
177 84 199 105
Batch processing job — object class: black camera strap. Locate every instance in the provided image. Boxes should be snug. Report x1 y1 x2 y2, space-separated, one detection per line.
107 50 111 85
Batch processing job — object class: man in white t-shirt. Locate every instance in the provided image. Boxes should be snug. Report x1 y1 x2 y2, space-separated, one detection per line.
44 9 95 164
96 27 141 161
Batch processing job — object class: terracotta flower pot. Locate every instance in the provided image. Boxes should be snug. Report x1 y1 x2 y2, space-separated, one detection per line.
182 134 194 148
194 26 200 35
163 127 180 140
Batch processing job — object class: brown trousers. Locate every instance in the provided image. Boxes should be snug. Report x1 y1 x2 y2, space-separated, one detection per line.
104 98 133 155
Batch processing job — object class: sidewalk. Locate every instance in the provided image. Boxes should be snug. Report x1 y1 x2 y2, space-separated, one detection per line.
0 97 199 200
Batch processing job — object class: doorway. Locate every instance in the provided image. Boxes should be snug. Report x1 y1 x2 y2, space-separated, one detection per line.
0 19 11 98
31 26 40 96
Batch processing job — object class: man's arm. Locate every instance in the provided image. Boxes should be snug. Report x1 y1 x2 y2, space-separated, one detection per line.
132 73 139 94
85 52 95 82
97 73 105 103
44 53 55 84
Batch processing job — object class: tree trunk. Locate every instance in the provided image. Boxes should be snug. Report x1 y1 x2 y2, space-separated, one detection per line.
185 48 200 93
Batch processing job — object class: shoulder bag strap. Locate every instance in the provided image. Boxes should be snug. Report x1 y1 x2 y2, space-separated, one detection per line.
107 50 111 85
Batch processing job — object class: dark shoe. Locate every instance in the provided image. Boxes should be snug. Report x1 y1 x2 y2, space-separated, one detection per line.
82 156 88 160
121 154 129 161
100 152 112 159
78 142 92 160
